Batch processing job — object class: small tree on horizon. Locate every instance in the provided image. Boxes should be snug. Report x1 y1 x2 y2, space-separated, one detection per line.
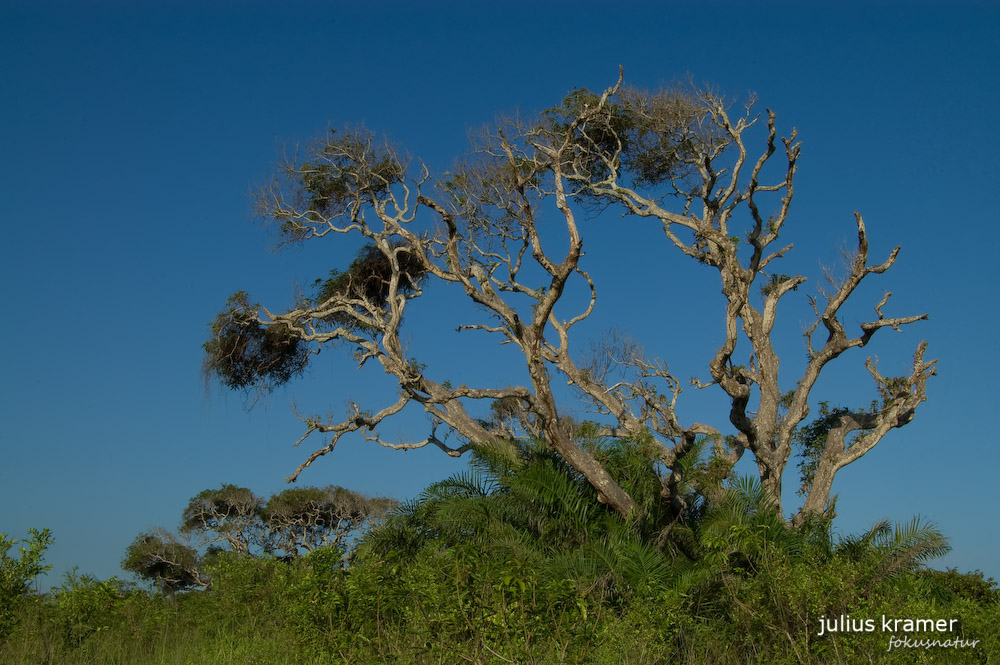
261 486 397 559
125 484 396 579
180 484 263 556
121 530 207 593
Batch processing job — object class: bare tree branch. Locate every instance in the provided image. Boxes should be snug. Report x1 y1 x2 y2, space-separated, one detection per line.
205 72 933 526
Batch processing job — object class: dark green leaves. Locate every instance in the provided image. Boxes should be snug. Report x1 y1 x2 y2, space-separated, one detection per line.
276 128 407 242
310 242 426 312
202 292 309 393
261 486 396 558
542 87 632 184
121 532 203 593
618 87 708 188
793 402 851 497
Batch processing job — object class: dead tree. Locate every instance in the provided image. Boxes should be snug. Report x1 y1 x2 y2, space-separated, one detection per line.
204 70 933 525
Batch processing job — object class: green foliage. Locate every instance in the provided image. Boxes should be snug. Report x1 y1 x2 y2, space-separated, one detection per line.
119 482 394 600
876 374 912 405
309 241 427 317
180 483 263 554
203 242 428 394
2 494 997 664
922 568 1000 605
359 438 610 564
200 552 294 616
541 87 634 184
585 434 674 534
121 531 203 593
2 437 963 664
538 84 707 195
760 272 794 297
439 153 540 238
618 86 708 188
51 571 139 649
695 476 804 566
0 528 52 640
0 462 987 663
793 401 851 496
292 128 405 224
261 485 396 558
202 291 309 393
836 517 951 592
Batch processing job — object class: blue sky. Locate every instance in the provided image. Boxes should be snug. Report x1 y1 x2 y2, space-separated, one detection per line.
2 1 998 586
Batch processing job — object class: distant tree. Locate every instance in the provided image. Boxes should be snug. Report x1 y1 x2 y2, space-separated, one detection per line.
204 69 933 527
138 484 396 571
121 530 207 593
261 486 396 559
180 484 263 555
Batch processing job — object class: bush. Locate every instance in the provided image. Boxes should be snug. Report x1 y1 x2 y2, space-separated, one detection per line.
0 528 51 640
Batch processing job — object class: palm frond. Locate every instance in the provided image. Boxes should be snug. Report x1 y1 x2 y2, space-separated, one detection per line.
867 517 951 587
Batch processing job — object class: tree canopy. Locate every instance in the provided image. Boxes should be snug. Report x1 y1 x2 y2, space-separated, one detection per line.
204 70 933 528
175 483 394 561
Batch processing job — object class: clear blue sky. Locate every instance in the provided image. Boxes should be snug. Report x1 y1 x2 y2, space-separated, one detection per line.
2 1 998 587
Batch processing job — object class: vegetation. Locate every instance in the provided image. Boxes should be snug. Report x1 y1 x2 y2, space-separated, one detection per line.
4 76 976 663
0 528 52 640
3 447 998 663
120 484 395 592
